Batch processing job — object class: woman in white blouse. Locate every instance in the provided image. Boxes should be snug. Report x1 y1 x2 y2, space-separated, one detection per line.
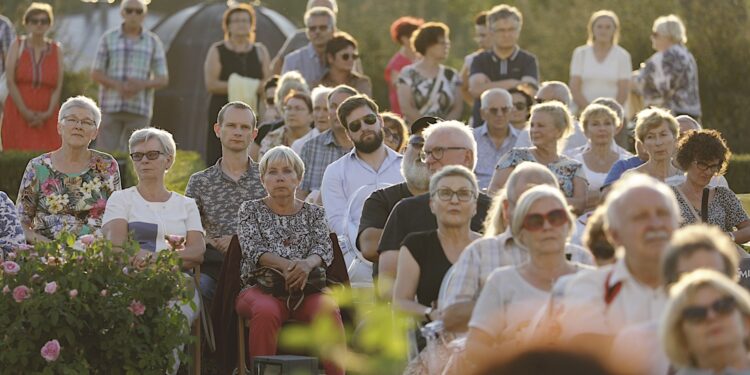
569 10 632 110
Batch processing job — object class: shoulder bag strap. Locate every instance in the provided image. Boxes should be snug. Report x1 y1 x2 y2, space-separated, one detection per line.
418 65 445 115
701 187 710 222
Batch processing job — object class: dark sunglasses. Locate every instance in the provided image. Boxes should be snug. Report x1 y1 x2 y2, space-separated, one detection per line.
487 107 511 116
347 113 377 132
433 188 476 202
265 97 274 106
340 53 360 61
522 209 569 232
307 25 329 32
130 150 165 161
28 18 50 26
682 296 736 323
124 8 144 15
513 102 528 111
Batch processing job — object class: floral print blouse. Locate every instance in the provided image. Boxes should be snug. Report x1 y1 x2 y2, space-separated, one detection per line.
0 191 25 255
16 151 121 240
496 147 586 197
237 199 333 290
635 44 701 117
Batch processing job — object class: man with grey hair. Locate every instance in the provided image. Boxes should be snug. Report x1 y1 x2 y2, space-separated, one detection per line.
271 0 338 74
551 173 679 353
473 88 519 189
91 0 168 152
377 120 492 298
441 162 594 332
281 6 337 87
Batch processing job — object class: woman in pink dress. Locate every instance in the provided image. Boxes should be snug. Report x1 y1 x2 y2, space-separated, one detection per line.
384 16 423 115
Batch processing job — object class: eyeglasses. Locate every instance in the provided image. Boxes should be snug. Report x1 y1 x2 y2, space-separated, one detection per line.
124 8 144 15
433 188 476 202
419 147 467 162
347 113 377 132
28 17 50 26
694 160 722 173
339 52 360 61
307 25 329 33
62 117 96 128
522 209 569 232
486 107 511 116
130 151 166 161
513 102 528 111
682 296 736 324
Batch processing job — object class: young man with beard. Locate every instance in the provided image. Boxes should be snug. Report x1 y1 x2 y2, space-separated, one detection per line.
321 94 404 239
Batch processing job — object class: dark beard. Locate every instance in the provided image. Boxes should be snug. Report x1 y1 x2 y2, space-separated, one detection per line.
353 129 384 154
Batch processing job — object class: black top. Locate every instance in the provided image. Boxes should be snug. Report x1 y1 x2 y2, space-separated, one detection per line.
469 48 538 126
403 230 453 307
378 191 492 253
253 119 285 146
356 182 413 248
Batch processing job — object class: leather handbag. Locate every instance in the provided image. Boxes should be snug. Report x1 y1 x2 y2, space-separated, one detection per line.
246 265 327 310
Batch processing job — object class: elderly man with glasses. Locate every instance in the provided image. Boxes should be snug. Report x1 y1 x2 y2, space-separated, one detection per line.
282 6 337 87
473 88 520 190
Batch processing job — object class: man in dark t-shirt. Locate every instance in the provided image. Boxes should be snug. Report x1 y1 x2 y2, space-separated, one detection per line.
468 4 539 126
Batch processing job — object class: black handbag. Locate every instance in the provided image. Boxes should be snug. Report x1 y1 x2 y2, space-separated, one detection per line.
246 265 327 310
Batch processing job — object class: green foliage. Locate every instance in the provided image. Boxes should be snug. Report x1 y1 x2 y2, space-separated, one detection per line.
0 233 193 374
725 153 750 194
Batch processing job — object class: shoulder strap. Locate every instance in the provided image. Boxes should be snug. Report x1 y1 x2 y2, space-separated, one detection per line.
701 187 710 222
418 65 445 115
604 269 622 306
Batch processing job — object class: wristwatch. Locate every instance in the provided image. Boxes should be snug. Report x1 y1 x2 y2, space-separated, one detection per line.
424 307 433 322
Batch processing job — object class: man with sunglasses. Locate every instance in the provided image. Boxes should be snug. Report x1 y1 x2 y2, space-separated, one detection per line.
473 88 520 189
281 6 336 87
320 95 404 239
91 0 168 153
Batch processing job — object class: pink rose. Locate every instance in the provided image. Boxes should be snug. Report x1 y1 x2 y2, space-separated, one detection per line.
40 339 61 362
2 285 9 294
69 289 78 299
79 234 96 247
12 285 30 302
100 289 108 297
44 282 58 294
164 234 185 250
3 261 20 275
41 179 61 195
128 300 146 316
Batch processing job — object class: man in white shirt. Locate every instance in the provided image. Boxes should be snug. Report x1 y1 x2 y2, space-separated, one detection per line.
321 94 403 239
553 173 679 354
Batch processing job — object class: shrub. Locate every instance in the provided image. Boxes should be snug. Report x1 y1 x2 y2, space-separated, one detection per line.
0 233 193 373
726 154 750 194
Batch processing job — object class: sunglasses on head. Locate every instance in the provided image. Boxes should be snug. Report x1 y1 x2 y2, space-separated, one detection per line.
487 106 511 116
307 25 329 33
522 208 569 232
124 7 144 15
340 52 360 61
347 113 377 132
130 150 165 161
682 296 736 324
28 17 50 26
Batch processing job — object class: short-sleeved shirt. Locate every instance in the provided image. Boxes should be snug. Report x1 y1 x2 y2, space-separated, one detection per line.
473 123 520 189
377 192 492 253
569 45 632 104
93 26 168 118
281 43 327 87
102 187 204 252
496 147 585 197
299 129 350 192
671 185 749 232
403 230 454 307
397 64 460 120
0 191 25 255
470 47 539 126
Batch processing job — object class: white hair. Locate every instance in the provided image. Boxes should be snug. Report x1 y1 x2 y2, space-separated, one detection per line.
604 173 680 231
422 120 478 171
120 0 147 11
129 127 176 157
311 86 332 105
653 14 687 44
306 0 338 13
304 6 336 29
539 81 572 108
480 88 513 109
505 162 558 204
59 96 102 128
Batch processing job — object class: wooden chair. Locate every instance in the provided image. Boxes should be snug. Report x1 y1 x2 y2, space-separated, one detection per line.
190 265 201 375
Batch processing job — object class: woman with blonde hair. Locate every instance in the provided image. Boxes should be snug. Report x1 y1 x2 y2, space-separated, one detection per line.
625 107 683 184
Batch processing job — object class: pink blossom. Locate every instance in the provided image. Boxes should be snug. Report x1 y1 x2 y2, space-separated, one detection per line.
3 261 20 275
164 234 185 250
40 339 61 362
69 289 78 299
128 300 146 316
41 179 61 195
100 289 108 297
12 285 30 302
15 243 33 252
6 252 16 260
44 282 58 294
79 234 96 247
88 199 107 219
2 285 9 294
122 267 129 275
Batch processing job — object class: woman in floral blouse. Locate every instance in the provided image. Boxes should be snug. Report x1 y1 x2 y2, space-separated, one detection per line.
16 96 121 243
0 191 25 257
235 146 344 375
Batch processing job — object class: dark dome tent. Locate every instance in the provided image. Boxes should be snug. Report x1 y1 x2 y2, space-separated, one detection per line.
151 2 296 159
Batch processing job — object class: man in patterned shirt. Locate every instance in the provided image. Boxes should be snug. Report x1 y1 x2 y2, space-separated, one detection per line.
91 0 168 152
185 101 266 307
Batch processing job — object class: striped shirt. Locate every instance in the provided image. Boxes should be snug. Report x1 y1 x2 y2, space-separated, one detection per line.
93 26 168 118
299 129 350 192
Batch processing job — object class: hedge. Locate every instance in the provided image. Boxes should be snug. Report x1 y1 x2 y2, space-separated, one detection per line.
1 150 205 202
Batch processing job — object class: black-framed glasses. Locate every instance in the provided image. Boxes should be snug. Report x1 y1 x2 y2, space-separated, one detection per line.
307 24 329 33
513 102 528 111
682 296 736 323
522 209 569 232
487 106 511 116
433 188 476 202
130 151 166 161
419 147 467 162
62 117 96 128
347 113 377 132
124 7 144 15
340 52 360 61
694 160 722 173
28 17 50 26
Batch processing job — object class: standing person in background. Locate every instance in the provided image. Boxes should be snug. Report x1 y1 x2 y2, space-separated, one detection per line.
569 10 632 111
282 6 336 87
397 22 462 125
291 85 331 154
270 0 338 74
260 75 281 124
472 88 519 190
469 4 538 127
204 3 270 165
320 32 372 96
0 12 15 126
385 17 423 115
2 2 63 152
460 11 491 107
91 0 168 153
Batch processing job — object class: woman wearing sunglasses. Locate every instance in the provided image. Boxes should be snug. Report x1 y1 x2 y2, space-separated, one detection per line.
393 165 480 343
661 269 750 374
320 32 372 96
465 185 587 366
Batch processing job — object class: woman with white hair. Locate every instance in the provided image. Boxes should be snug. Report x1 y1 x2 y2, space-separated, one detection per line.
661 269 750 374
633 15 701 119
465 185 588 366
17 96 121 243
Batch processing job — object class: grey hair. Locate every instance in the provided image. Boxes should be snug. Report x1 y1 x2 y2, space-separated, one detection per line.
120 0 147 11
505 162 558 204
653 14 687 44
304 6 336 29
428 165 479 197
480 88 512 109
538 81 573 108
603 173 679 232
275 71 310 113
59 96 102 128
128 127 176 157
422 120 478 171
311 86 333 106
306 0 338 13
510 184 575 245
258 145 305 181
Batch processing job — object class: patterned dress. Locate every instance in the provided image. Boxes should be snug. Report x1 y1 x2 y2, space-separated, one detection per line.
635 44 701 117
671 185 749 231
237 199 333 290
16 151 121 240
397 64 459 119
496 147 586 197
0 191 25 255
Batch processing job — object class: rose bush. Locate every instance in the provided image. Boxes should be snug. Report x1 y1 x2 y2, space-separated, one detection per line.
0 232 193 374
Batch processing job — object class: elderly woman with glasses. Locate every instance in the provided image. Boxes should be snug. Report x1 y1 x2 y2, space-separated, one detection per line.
661 269 750 374
16 96 121 244
235 146 344 375
671 129 750 247
320 32 372 96
259 91 313 158
466 185 588 366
